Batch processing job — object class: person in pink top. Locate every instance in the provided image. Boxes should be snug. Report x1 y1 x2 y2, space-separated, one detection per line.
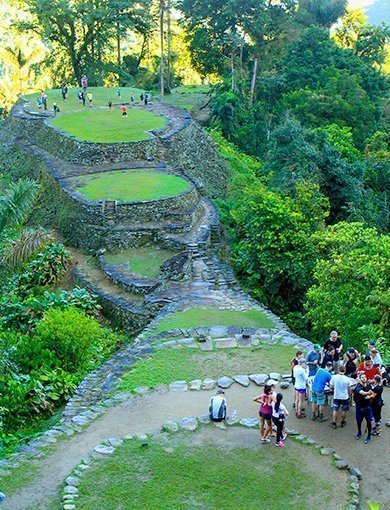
253 385 274 443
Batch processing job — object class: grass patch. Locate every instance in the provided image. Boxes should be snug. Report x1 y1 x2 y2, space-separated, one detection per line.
76 431 332 510
105 247 176 277
71 170 190 202
118 345 296 393
161 85 210 110
50 108 167 143
152 307 275 333
24 87 144 113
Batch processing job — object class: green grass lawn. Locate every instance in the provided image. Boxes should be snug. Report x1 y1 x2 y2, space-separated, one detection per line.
118 344 296 393
24 87 144 113
50 108 167 143
105 247 176 277
75 431 333 510
161 85 210 110
152 307 275 334
71 169 190 202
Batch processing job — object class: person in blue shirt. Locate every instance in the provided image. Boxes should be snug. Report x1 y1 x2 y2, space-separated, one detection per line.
306 344 322 378
311 362 333 422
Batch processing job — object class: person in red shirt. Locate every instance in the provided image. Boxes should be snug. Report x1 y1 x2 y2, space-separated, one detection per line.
121 105 127 116
357 355 381 383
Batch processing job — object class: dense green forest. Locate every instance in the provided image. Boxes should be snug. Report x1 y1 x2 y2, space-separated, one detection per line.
0 0 389 451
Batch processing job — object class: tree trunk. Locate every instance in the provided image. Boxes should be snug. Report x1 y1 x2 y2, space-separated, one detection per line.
231 50 235 92
117 20 121 86
249 57 258 104
167 0 172 92
160 0 165 96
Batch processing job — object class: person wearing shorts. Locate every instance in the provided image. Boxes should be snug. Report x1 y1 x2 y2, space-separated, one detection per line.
329 365 354 429
293 358 308 418
253 385 274 443
311 362 333 422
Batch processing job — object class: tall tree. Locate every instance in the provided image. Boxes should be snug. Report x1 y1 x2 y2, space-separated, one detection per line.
298 0 348 27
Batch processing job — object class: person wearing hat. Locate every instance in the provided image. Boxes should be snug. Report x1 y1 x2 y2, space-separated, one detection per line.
293 358 309 418
311 361 333 422
365 340 376 357
209 389 227 422
343 348 360 378
305 344 322 379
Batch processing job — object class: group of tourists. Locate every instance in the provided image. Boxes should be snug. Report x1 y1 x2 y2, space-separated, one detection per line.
209 331 386 448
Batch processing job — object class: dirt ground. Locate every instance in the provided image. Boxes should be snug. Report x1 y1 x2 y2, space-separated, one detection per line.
2 384 389 510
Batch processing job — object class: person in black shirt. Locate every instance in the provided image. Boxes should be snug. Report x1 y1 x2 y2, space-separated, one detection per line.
321 345 335 368
371 374 384 436
354 373 373 443
323 331 343 373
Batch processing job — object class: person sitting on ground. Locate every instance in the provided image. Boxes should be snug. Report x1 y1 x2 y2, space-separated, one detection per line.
365 340 376 357
354 373 374 444
371 348 383 368
323 330 343 373
329 365 355 429
253 385 274 443
306 344 322 379
311 361 333 422
209 390 227 422
321 345 336 368
357 355 381 384
53 102 60 116
293 358 308 418
343 348 360 378
371 374 384 436
271 393 289 447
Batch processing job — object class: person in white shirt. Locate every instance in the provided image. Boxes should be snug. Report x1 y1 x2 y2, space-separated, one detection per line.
209 390 227 422
371 349 383 368
293 358 308 418
329 365 355 429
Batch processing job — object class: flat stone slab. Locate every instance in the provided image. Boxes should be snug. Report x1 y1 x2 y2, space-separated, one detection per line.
250 337 260 346
350 467 362 479
65 476 80 486
169 381 188 391
106 438 123 447
198 414 211 424
71 416 90 426
285 428 300 435
249 374 268 385
269 372 281 380
177 338 198 348
198 339 213 351
94 445 115 455
133 386 149 395
163 421 179 432
214 422 227 430
237 337 252 348
209 326 228 338
320 448 335 455
64 486 79 494
177 417 198 431
336 460 349 469
202 378 216 390
233 375 250 387
189 380 202 391
239 418 259 428
218 376 234 389
214 338 237 349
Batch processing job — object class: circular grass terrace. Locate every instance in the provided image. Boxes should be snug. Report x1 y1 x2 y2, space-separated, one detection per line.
104 247 176 278
50 108 167 143
70 169 191 202
74 429 348 510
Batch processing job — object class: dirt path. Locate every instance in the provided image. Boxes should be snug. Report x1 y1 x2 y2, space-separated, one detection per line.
2 385 389 509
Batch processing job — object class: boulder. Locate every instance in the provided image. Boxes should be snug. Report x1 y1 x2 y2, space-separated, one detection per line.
248 374 268 386
269 372 281 380
163 421 179 432
202 379 216 390
336 460 349 470
169 381 188 391
94 445 115 455
218 376 234 389
189 380 202 391
198 414 211 424
232 375 250 387
177 417 198 431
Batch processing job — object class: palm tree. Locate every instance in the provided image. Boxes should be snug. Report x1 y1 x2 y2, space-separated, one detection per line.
0 178 40 232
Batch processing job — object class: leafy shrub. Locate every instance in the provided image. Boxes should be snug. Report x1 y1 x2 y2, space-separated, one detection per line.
33 307 119 372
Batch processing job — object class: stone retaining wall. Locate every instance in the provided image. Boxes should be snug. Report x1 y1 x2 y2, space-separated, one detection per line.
10 101 158 165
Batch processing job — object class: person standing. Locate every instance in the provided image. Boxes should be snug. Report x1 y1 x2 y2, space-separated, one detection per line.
144 92 149 105
357 356 381 384
343 348 360 378
87 92 93 107
130 91 134 102
306 344 322 379
371 349 383 368
311 361 333 422
61 84 68 102
140 92 144 103
329 365 354 429
209 390 227 422
365 340 376 357
253 385 274 443
53 102 60 116
371 374 384 436
121 105 127 116
108 100 113 112
81 74 88 92
321 345 336 368
81 91 86 107
293 358 308 418
271 393 289 447
354 373 373 444
41 92 47 111
323 331 343 373
117 87 121 97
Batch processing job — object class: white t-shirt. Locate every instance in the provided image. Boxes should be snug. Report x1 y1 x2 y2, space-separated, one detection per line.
272 401 287 418
331 374 353 400
293 365 308 390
